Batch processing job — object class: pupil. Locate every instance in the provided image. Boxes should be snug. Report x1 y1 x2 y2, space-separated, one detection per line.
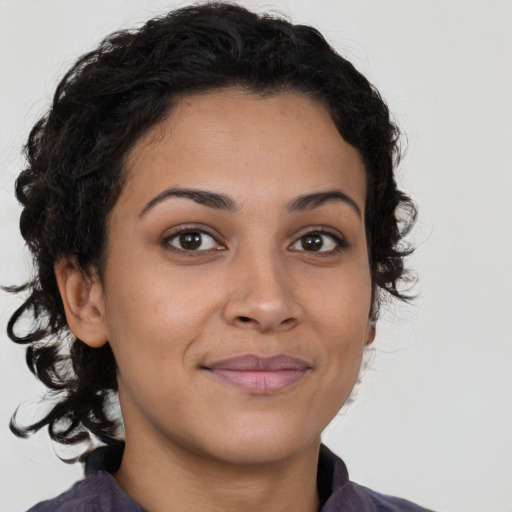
180 232 202 250
301 234 323 251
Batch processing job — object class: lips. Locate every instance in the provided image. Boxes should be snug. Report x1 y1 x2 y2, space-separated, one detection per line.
203 354 311 393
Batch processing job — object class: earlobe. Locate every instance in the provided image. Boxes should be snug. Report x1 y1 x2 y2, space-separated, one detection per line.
365 316 377 346
54 260 108 348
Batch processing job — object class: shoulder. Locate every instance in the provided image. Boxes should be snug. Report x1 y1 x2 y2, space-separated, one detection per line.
26 471 146 512
347 481 435 512
318 445 435 512
26 475 104 512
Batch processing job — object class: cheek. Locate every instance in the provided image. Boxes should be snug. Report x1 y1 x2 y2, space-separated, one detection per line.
305 257 372 328
302 262 372 370
102 256 223 364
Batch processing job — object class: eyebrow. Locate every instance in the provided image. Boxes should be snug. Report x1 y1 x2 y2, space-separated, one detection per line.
139 187 362 219
139 187 239 217
287 190 362 218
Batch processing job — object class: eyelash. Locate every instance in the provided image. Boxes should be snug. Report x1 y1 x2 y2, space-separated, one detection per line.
289 228 348 257
162 227 225 255
161 226 347 257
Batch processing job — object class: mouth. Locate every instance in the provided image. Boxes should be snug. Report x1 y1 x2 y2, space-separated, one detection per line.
202 354 311 393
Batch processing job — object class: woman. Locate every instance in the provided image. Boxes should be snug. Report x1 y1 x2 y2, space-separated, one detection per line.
7 3 430 511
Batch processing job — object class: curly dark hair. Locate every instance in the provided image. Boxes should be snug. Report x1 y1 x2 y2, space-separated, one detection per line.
7 2 415 454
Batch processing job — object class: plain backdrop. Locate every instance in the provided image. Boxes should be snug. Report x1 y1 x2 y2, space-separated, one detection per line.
1 1 511 511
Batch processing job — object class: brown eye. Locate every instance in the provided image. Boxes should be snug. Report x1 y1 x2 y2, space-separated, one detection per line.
301 233 324 251
290 230 344 254
179 232 202 250
168 230 218 251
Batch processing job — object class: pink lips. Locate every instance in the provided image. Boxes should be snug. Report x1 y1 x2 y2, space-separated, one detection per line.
204 355 310 393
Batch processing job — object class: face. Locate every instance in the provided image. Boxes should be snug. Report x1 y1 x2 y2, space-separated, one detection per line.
99 89 373 465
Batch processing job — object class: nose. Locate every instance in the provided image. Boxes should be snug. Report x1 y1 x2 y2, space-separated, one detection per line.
222 252 303 333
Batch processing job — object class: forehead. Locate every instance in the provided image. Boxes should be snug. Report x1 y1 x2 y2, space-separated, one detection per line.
120 88 366 213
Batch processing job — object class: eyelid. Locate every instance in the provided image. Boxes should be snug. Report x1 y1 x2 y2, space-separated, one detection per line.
288 227 348 254
161 225 226 253
160 224 347 256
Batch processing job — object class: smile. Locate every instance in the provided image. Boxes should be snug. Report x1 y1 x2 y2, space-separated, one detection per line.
203 354 311 393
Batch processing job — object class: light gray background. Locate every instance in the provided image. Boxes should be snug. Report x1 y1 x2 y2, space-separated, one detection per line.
1 1 511 511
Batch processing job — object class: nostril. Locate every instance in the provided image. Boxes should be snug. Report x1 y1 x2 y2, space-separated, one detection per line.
238 316 252 323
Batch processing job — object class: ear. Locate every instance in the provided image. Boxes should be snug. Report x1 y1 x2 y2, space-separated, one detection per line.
54 259 108 348
365 313 377 346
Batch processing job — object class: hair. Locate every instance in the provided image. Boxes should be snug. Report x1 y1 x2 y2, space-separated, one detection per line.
7 2 415 454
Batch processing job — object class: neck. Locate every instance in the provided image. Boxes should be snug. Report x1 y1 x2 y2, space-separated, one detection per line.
114 429 321 512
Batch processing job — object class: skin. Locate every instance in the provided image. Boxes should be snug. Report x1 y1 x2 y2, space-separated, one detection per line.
56 89 375 512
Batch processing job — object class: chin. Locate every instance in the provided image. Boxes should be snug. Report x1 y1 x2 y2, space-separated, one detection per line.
217 438 318 467
194 415 324 467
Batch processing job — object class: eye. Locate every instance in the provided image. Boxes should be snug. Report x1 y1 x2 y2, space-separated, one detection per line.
165 229 221 252
290 230 345 254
